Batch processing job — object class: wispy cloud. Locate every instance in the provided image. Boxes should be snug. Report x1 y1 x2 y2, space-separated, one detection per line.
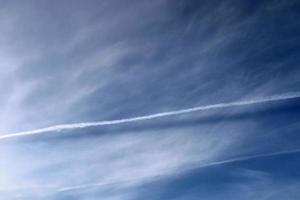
0 0 300 199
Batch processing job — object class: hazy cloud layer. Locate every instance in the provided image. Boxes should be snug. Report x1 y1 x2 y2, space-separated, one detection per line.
0 0 300 199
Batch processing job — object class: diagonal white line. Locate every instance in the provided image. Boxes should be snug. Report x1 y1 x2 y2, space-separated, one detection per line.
1 148 300 193
1 91 299 140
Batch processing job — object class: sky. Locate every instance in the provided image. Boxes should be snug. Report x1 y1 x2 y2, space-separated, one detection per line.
0 0 300 199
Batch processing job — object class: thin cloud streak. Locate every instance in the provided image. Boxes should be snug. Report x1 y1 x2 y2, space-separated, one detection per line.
1 91 300 140
197 147 300 169
29 147 300 193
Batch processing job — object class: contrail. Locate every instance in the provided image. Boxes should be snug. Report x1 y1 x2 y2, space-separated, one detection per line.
1 91 300 140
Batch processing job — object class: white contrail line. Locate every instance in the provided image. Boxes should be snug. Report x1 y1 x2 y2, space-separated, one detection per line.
1 91 300 140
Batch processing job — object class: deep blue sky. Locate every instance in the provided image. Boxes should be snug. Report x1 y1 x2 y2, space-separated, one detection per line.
0 0 300 199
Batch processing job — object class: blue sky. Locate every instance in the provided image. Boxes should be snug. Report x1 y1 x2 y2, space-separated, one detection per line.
0 0 300 199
